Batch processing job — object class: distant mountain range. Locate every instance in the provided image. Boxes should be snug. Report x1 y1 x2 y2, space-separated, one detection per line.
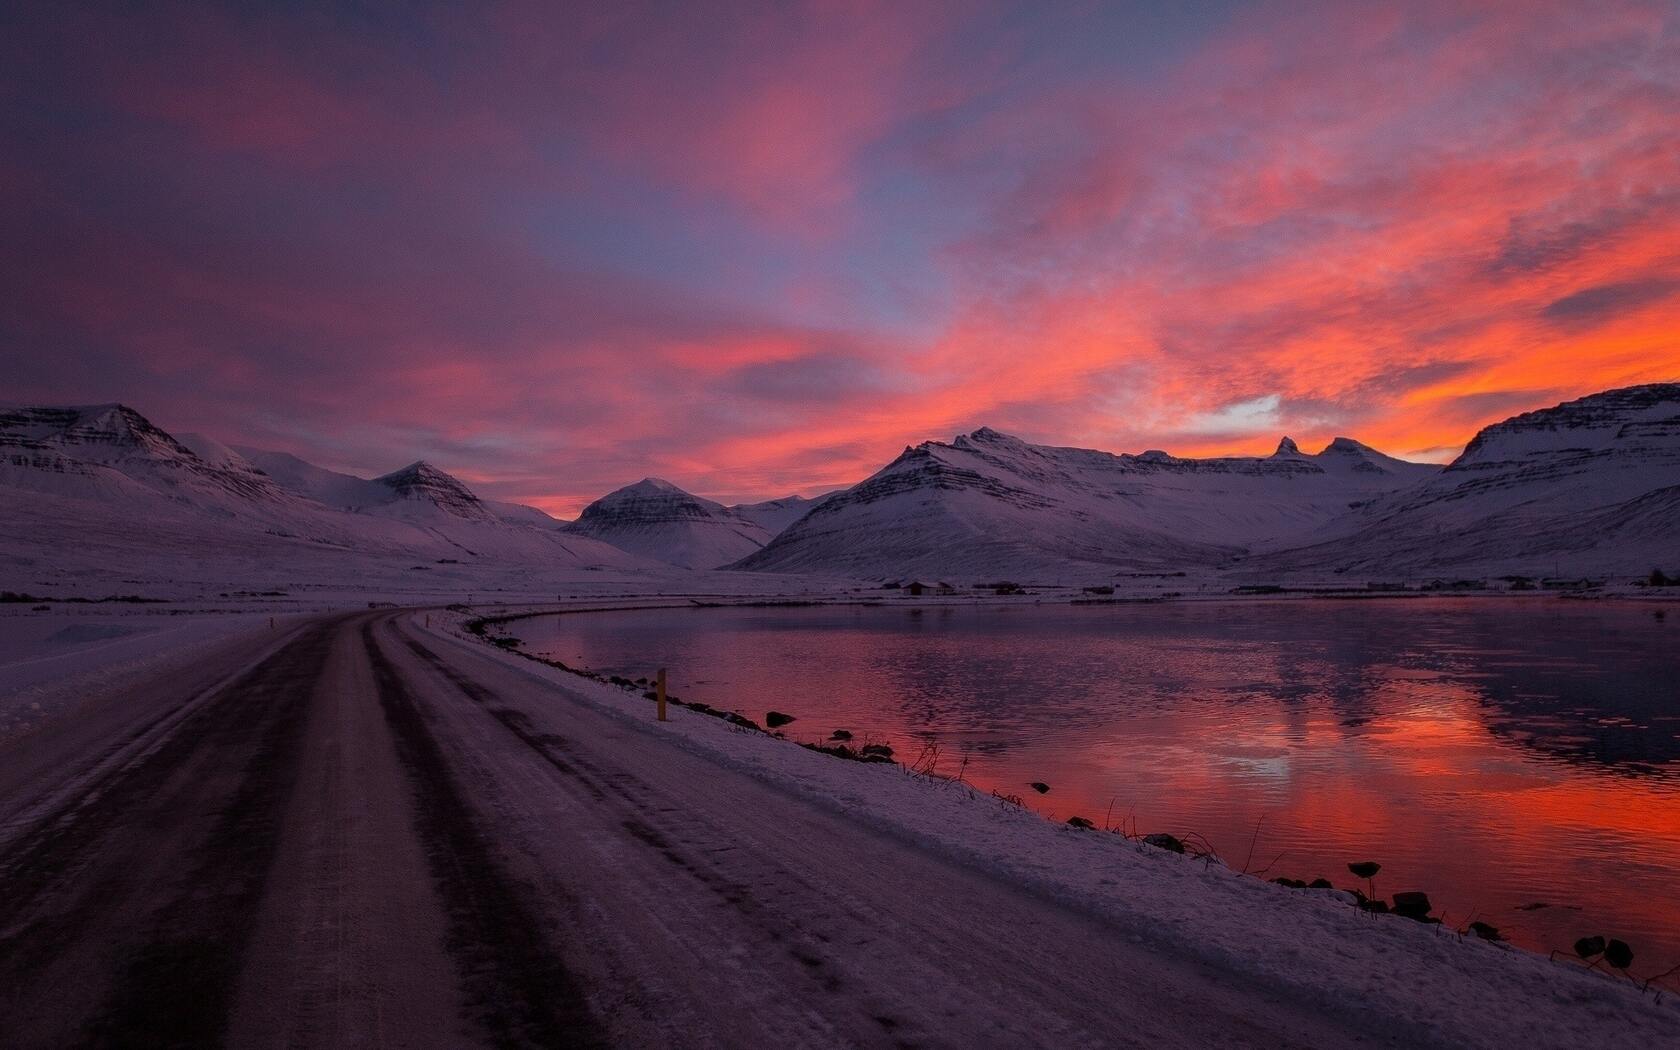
3 384 1676 591
1239 383 1680 580
733 426 1439 579
220 441 557 527
0 404 650 595
739 385 1679 582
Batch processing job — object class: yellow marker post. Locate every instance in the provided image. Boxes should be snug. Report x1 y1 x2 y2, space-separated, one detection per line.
657 668 668 721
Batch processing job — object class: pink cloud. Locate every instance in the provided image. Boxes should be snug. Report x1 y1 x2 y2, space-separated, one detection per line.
902 0 1680 460
7 0 1678 512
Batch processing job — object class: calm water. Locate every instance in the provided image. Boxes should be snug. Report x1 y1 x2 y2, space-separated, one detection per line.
512 599 1680 970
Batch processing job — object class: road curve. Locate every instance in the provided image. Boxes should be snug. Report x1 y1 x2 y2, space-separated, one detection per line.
0 611 1400 1049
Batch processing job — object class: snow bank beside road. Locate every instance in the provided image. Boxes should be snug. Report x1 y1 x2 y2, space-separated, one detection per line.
0 606 281 741
430 610 1680 1050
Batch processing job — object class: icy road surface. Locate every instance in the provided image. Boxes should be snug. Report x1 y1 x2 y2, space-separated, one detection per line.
0 610 1667 1048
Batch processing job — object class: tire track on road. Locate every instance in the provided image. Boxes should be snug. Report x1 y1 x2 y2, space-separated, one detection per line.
362 620 610 1050
394 627 926 1047
0 621 334 1049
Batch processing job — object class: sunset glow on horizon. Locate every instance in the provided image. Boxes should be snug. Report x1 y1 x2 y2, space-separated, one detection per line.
4 1 1677 516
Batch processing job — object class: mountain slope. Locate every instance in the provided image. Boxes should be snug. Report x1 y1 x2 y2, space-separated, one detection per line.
565 478 772 569
234 446 558 527
734 427 1437 581
371 461 499 523
3 405 298 512
1 404 652 594
729 493 835 537
1249 383 1680 577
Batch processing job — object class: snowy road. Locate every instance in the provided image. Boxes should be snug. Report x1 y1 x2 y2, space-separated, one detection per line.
0 611 1406 1048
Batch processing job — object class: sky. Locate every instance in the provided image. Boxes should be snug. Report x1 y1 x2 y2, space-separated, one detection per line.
3 1 1677 515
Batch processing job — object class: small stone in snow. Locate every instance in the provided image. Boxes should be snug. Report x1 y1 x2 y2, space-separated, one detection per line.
1029 782 1050 794
1066 816 1095 829
765 711 796 729
1391 891 1433 921
1142 833 1185 854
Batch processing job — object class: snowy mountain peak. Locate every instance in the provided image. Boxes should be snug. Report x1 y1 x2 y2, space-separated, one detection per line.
581 477 718 515
729 492 836 536
1321 437 1372 455
624 476 686 495
737 424 1439 580
567 476 770 569
3 403 191 459
958 426 1026 447
1 403 289 504
1248 383 1680 577
1274 436 1301 456
1452 383 1680 470
373 461 494 521
382 459 444 479
1309 436 1433 478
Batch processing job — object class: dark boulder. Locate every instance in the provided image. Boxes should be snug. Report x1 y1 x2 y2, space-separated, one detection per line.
1066 816 1095 830
1308 878 1333 889
765 711 796 729
830 729 853 741
1142 833 1185 854
1468 922 1502 942
1604 939 1634 969
1391 892 1433 921
1029 782 1050 794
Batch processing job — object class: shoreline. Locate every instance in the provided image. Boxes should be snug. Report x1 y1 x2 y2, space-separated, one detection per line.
429 606 1680 1046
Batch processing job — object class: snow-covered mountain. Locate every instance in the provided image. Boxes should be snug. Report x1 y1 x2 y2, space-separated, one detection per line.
1 404 650 595
1246 383 1680 578
3 405 297 512
729 493 835 536
565 478 773 569
11 386 1675 593
733 426 1439 582
371 461 498 522
229 445 558 527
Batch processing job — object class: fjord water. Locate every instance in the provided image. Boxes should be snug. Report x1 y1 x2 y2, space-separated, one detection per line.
513 599 1680 966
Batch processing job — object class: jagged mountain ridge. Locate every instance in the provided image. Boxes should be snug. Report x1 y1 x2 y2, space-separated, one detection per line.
734 426 1439 581
9 385 1676 588
564 478 772 569
231 445 553 526
1243 383 1680 577
3 405 296 511
0 404 648 583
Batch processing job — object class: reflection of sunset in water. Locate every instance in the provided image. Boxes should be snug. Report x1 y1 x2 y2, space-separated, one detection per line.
517 599 1680 972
